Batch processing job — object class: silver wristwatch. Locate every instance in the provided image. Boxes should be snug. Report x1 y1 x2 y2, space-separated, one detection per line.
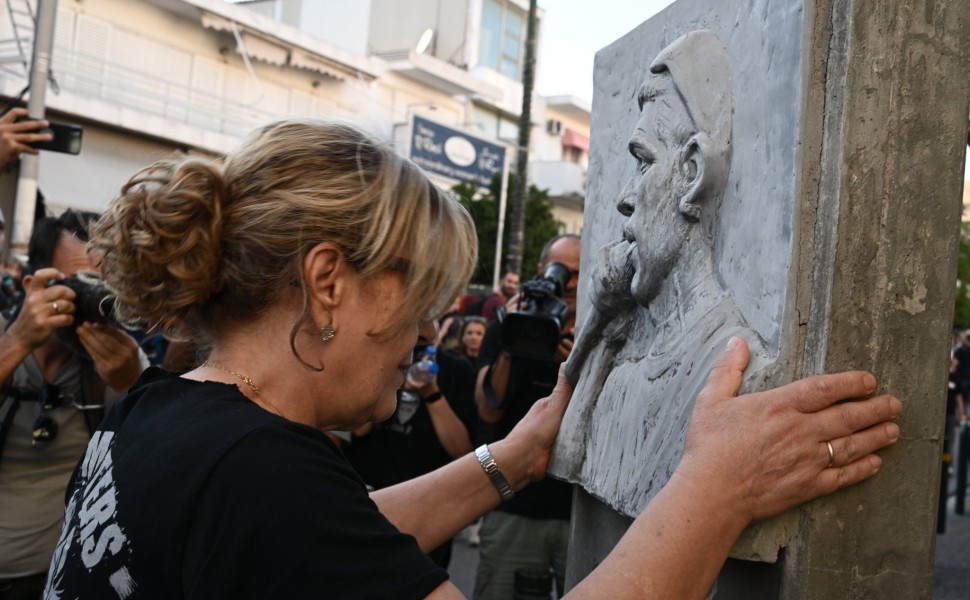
475 444 515 502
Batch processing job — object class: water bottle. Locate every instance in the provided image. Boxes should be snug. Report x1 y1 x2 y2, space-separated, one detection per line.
406 345 439 387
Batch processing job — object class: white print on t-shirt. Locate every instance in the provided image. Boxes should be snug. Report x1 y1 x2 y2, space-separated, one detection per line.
44 431 136 600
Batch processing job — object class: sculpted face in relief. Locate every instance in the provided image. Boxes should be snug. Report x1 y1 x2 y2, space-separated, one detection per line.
621 76 697 308
549 30 775 518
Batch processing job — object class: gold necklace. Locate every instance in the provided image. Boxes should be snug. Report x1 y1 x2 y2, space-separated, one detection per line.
202 361 285 418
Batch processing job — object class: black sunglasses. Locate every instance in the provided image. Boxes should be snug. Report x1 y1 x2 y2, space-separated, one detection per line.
28 383 103 446
31 384 62 445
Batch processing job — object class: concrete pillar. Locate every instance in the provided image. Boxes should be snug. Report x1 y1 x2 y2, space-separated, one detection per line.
781 0 969 596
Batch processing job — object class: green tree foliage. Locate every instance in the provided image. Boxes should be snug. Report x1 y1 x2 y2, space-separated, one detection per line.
452 174 563 287
954 222 970 329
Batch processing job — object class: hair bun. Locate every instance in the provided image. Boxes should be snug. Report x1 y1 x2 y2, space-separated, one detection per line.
91 157 227 329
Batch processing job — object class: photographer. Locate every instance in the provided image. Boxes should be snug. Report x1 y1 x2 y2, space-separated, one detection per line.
0 214 145 599
473 234 580 600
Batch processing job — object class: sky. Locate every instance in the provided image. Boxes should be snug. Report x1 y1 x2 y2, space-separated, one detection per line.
535 0 675 104
535 0 969 179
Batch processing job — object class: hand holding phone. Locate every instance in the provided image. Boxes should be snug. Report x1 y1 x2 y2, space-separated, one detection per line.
21 119 82 155
0 107 53 168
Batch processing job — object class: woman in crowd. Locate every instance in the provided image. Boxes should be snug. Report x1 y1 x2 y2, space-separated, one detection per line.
43 119 900 599
455 315 487 367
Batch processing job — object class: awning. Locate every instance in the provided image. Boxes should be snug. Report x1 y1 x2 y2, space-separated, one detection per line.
202 12 350 81
290 49 346 81
202 14 288 68
237 32 288 67
562 128 589 152
200 11 233 33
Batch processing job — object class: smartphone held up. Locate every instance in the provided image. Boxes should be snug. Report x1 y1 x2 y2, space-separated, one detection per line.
18 118 83 155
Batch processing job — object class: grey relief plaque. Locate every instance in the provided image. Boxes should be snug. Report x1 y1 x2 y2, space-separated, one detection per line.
548 0 805 559
550 0 969 595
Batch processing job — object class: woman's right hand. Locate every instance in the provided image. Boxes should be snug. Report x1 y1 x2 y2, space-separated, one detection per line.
492 366 574 488
676 337 902 527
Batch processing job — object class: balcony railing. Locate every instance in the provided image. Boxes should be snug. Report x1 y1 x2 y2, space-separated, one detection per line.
24 44 279 139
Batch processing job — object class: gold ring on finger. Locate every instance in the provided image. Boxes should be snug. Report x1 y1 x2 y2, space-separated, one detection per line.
826 441 835 467
52 301 59 314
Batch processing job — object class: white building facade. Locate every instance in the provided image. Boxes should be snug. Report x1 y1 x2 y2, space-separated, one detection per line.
0 0 587 237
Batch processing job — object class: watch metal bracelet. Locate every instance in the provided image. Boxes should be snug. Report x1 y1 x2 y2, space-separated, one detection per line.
475 444 515 502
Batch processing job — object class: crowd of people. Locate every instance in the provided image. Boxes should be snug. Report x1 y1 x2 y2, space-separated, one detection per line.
0 114 901 599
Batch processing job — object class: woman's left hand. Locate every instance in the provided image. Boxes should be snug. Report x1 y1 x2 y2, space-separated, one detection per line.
677 337 901 526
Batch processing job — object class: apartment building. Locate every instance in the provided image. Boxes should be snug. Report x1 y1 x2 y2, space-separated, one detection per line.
0 0 587 233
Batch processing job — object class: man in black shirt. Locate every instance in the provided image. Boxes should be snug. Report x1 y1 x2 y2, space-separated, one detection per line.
473 234 580 600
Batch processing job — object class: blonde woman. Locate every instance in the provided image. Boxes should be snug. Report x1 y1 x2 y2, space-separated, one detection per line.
43 119 900 599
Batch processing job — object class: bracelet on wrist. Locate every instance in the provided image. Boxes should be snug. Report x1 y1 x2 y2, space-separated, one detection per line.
475 444 515 502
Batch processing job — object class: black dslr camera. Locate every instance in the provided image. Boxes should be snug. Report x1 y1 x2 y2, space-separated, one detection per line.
500 262 571 360
48 272 115 327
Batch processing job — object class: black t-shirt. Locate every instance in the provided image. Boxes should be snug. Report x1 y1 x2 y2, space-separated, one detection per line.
476 320 572 520
345 351 477 489
43 368 447 600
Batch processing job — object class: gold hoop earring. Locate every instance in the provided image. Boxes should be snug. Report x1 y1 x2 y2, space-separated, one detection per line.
320 325 336 342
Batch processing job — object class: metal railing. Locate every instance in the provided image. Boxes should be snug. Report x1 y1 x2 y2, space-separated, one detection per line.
2 41 281 139
57 44 279 138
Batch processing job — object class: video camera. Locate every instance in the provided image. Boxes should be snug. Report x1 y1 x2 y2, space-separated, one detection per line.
48 272 115 328
500 262 572 360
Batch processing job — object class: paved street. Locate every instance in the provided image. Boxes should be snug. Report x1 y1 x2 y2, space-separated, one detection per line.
448 493 970 598
934 491 970 600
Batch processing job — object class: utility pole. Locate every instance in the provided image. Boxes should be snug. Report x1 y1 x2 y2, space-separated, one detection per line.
505 0 538 276
12 0 59 256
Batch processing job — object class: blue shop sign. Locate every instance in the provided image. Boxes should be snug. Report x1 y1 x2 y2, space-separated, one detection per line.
409 115 505 188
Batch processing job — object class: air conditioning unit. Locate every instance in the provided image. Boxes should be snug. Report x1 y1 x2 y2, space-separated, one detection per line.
547 119 564 136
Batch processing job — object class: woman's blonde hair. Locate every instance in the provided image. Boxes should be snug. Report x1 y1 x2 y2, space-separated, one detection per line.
91 119 477 365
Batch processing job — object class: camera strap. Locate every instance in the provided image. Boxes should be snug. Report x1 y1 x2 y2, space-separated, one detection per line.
0 366 104 468
79 360 106 436
0 319 107 468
